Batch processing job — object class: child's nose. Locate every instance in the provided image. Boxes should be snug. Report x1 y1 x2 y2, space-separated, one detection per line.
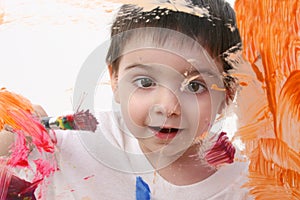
153 87 181 117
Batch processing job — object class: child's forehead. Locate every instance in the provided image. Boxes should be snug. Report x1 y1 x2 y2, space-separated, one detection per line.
117 28 222 73
119 27 213 57
119 48 223 77
121 27 203 50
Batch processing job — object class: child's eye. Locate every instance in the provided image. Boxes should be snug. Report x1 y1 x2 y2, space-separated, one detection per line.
134 77 156 88
185 81 206 93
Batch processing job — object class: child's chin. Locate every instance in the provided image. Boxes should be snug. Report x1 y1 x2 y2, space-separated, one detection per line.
155 146 187 159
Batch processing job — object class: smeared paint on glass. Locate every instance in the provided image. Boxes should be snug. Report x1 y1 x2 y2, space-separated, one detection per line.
193 131 236 168
0 88 57 199
234 0 300 199
205 132 235 167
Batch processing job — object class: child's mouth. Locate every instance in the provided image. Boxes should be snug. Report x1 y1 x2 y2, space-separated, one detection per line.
149 126 181 139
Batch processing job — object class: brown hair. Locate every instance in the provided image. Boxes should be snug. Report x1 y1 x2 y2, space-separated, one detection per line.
106 0 242 101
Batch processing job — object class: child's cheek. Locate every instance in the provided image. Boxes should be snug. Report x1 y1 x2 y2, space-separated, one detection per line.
119 89 152 138
184 94 212 135
127 92 150 126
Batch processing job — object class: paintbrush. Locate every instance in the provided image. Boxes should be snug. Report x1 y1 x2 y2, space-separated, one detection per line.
41 110 99 132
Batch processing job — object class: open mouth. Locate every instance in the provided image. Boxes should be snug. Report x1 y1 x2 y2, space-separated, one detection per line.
149 126 181 139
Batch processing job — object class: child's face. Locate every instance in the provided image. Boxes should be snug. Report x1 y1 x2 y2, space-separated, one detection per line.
109 39 225 159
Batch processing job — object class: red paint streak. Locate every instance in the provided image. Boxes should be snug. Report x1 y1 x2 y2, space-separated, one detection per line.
34 159 57 181
7 130 30 167
205 132 235 167
0 162 12 200
83 175 95 180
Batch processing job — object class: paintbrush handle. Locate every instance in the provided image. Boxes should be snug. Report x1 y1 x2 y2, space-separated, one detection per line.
41 116 75 130
40 117 58 129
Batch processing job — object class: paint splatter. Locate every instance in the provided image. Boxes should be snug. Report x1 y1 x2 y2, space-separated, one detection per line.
234 0 300 199
83 175 95 180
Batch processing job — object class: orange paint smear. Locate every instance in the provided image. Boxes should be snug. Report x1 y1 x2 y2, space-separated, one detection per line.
210 84 226 92
0 88 34 131
235 0 300 199
277 70 300 152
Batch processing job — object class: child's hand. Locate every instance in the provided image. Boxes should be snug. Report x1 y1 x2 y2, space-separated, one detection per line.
32 104 48 118
0 104 48 157
0 129 14 156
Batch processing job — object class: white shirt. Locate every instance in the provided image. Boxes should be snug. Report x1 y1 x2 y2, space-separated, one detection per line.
46 111 252 200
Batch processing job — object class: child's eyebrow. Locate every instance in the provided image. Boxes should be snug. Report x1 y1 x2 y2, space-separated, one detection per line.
123 64 221 80
184 69 220 79
124 64 151 71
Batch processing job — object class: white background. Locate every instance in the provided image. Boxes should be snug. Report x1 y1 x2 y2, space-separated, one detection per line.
0 0 235 117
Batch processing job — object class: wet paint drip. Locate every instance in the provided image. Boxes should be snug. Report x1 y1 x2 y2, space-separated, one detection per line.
0 88 57 199
235 0 300 199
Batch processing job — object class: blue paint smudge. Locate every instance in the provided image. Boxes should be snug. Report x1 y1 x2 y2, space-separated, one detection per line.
136 176 151 200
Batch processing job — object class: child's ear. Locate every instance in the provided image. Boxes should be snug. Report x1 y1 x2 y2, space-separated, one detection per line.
108 65 120 103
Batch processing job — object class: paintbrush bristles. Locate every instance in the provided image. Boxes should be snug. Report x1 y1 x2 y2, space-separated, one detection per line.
73 110 99 132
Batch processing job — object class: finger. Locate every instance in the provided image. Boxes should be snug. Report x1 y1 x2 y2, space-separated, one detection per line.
0 130 15 156
32 105 48 118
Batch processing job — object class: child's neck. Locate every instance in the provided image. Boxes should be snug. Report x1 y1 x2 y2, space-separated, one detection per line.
140 144 217 186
